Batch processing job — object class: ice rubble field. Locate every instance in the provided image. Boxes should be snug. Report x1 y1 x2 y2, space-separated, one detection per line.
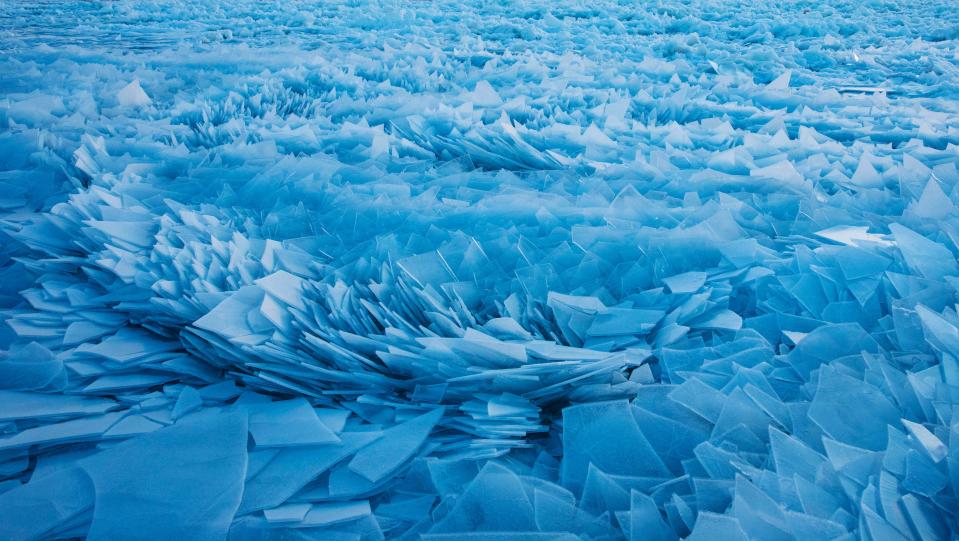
2 0 959 539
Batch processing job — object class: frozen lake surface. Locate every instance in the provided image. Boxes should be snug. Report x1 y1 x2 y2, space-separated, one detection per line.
2 1 959 539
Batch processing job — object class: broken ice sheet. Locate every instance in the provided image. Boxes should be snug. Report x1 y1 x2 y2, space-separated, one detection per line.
814 225 894 248
347 408 443 483
561 400 669 492
246 398 341 448
0 342 64 391
263 503 311 523
663 271 707 294
0 390 117 421
81 409 248 541
0 411 125 451
890 223 959 281
3 1 959 539
237 431 381 515
116 80 151 108
0 467 94 540
430 462 537 533
299 500 371 527
809 366 899 451
586 308 665 337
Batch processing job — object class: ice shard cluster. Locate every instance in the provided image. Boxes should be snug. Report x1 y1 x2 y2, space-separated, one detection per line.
2 0 959 539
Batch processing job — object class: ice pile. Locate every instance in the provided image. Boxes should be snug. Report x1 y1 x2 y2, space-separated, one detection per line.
2 0 959 539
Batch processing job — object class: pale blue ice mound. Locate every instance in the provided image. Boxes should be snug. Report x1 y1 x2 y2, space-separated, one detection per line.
2 0 959 540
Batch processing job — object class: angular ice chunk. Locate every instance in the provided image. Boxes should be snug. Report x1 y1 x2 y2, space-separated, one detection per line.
686 512 748 541
663 271 707 294
808 366 899 450
890 223 959 281
193 285 265 338
909 178 954 220
901 419 947 463
0 411 124 451
81 409 248 541
0 342 63 391
348 408 443 483
117 80 151 108
470 81 503 107
171 386 202 420
300 500 371 527
255 270 308 312
766 70 792 90
561 400 669 492
263 503 311 523
247 398 341 448
814 225 893 248
850 155 883 188
0 467 94 541
587 308 665 337
691 309 742 331
629 489 674 541
239 431 381 514
430 462 536 533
